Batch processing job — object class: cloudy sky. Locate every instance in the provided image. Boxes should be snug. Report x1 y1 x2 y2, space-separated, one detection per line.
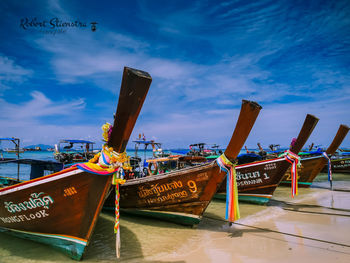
0 0 349 150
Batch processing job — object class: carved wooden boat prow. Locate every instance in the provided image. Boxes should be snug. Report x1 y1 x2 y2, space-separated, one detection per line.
281 124 350 187
0 67 152 260
216 114 319 204
105 100 262 226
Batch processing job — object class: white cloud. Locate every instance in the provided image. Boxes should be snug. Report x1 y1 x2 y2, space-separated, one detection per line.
8 0 347 149
130 97 350 149
0 91 85 121
0 55 32 87
0 121 102 147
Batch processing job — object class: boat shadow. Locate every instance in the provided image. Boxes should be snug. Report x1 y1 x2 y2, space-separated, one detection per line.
85 213 186 263
199 212 269 238
267 198 350 216
0 214 184 262
0 231 71 262
104 208 194 229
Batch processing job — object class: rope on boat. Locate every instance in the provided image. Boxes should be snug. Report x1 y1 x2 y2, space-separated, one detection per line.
203 215 350 249
268 199 350 213
279 150 301 197
232 222 350 249
216 153 240 222
322 152 333 189
281 207 350 217
76 123 130 258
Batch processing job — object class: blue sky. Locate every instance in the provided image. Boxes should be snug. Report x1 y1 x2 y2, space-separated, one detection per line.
0 0 349 150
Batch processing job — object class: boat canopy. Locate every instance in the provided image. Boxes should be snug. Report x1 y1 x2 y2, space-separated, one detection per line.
133 140 160 145
171 149 190 155
189 143 206 147
299 148 323 155
59 139 94 144
0 138 20 143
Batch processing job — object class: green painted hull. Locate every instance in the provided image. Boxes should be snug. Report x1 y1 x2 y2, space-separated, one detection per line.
104 207 201 226
214 193 270 205
0 227 86 260
281 181 312 187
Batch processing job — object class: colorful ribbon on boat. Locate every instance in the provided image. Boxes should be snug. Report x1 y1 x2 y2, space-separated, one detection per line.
322 152 332 182
73 146 131 176
216 153 240 222
74 123 131 258
279 150 301 197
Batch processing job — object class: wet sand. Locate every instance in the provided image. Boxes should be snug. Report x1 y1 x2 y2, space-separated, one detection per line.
1 173 349 263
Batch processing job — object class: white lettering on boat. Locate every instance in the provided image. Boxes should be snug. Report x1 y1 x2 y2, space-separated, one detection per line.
236 170 270 186
4 192 54 213
264 163 277 170
334 159 350 168
0 209 50 223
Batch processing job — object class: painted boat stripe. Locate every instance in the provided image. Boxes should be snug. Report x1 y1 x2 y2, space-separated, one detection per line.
0 226 87 245
281 181 312 185
218 193 272 198
122 208 201 219
236 157 285 169
301 156 323 161
0 169 83 195
238 193 272 198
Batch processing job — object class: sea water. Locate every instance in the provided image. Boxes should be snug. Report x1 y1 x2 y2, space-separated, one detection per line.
0 151 349 262
0 149 159 181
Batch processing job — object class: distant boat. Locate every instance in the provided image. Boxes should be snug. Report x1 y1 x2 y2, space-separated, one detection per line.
0 138 24 155
280 124 349 187
215 114 319 204
23 146 42 151
0 67 152 260
53 139 96 164
322 155 350 173
4 148 24 153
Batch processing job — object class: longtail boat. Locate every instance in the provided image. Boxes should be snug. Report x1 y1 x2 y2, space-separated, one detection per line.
53 139 96 164
281 124 350 187
215 114 319 204
322 156 350 173
0 67 152 260
104 100 262 226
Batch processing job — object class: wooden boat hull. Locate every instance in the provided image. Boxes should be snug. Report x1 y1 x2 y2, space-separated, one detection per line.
0 167 111 260
215 114 319 204
281 156 350 188
281 124 350 186
322 157 350 173
104 162 225 226
280 155 323 187
215 157 290 204
105 99 263 226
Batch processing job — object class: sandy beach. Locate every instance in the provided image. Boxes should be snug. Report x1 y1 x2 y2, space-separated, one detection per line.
149 176 350 263
1 173 349 263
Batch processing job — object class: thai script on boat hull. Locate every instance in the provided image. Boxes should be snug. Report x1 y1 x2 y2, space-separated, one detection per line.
236 163 274 186
138 181 183 198
334 159 350 168
4 192 54 213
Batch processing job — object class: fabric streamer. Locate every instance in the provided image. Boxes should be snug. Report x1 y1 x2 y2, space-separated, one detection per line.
74 123 130 258
216 154 240 222
280 150 301 197
322 152 333 189
113 175 125 258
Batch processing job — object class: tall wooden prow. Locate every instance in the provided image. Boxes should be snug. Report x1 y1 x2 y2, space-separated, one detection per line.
108 67 152 153
308 124 350 187
224 100 262 162
105 67 152 258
